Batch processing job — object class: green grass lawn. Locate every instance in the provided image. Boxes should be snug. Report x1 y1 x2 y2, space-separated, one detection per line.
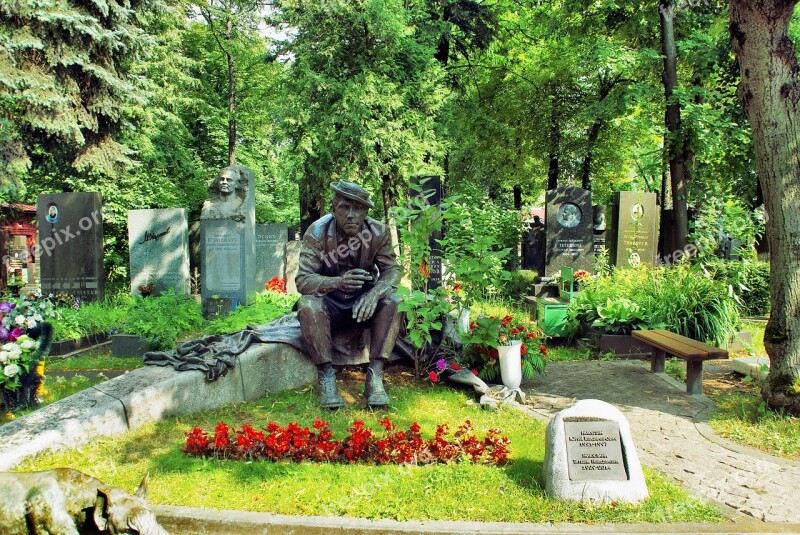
15 378 719 523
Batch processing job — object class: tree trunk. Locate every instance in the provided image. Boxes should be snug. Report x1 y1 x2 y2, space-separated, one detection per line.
226 18 236 166
730 0 800 415
547 88 560 190
581 119 603 190
660 0 690 250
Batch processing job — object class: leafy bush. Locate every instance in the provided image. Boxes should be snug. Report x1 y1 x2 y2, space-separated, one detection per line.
51 302 128 342
705 259 770 317
567 263 741 346
497 271 537 303
204 292 298 335
123 290 203 350
688 198 765 260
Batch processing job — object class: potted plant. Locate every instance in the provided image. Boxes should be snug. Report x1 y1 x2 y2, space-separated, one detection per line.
138 282 156 298
461 314 547 387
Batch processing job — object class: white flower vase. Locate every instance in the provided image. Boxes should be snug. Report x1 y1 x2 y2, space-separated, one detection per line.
498 340 523 390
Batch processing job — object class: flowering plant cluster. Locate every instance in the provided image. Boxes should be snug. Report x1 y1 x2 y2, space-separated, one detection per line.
461 314 547 382
573 270 591 282
0 334 39 392
0 291 55 342
265 277 287 294
183 417 510 465
427 358 479 383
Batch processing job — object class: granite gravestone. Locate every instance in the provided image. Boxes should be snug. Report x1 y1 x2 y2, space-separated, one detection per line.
128 209 190 296
255 223 288 287
200 165 257 308
544 186 594 278
37 192 104 301
410 175 443 289
609 192 658 268
544 399 648 504
592 205 609 257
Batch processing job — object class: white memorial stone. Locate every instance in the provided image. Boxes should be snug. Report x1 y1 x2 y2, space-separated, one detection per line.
544 399 648 503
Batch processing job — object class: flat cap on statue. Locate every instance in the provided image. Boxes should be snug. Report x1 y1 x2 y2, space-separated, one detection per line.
330 180 374 209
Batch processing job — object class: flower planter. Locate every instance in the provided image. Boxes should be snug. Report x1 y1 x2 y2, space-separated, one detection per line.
597 333 653 359
498 341 523 390
49 332 110 356
111 334 156 357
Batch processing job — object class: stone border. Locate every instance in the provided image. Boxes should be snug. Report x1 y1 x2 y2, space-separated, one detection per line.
0 342 316 471
151 505 800 535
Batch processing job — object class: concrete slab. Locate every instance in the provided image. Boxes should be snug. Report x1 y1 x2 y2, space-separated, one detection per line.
729 357 770 380
0 342 315 470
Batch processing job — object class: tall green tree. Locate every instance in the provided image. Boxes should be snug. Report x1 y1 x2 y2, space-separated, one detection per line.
730 0 800 415
0 0 157 195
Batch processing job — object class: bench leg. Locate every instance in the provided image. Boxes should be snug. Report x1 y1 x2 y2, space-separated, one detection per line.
686 360 704 396
651 348 665 373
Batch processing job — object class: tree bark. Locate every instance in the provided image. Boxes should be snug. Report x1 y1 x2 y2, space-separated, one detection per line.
547 86 560 190
660 0 690 250
226 17 236 166
581 119 602 190
730 0 800 414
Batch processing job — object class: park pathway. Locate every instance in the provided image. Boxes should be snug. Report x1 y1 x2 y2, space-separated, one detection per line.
521 360 800 524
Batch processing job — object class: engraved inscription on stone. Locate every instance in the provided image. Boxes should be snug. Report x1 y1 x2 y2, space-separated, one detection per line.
204 226 242 292
564 420 628 481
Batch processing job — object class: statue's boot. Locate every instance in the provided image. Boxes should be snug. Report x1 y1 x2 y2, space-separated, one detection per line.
318 365 346 409
364 360 389 408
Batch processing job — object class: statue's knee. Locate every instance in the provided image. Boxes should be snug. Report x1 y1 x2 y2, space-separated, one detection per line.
378 293 402 312
297 296 326 317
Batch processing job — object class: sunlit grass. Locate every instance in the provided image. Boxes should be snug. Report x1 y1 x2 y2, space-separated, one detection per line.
15 383 720 523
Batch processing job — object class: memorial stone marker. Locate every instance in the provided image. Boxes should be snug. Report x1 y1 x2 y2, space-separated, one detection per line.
128 209 190 296
544 399 648 503
37 192 104 301
200 165 257 308
256 223 288 286
410 175 443 289
609 191 658 268
592 205 609 257
544 186 594 278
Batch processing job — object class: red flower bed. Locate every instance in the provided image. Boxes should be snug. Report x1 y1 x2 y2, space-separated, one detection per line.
265 277 287 294
184 418 510 465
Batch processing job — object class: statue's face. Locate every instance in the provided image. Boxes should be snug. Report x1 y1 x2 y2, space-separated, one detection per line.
332 196 368 237
218 169 237 195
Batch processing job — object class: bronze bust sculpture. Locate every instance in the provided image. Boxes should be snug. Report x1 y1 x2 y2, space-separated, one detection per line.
295 180 403 408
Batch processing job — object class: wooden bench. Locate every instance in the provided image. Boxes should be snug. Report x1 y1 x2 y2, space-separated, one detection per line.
631 329 728 396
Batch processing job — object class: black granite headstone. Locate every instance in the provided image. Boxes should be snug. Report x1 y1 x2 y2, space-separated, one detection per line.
593 205 609 256
410 175 443 289
544 187 594 278
37 192 104 301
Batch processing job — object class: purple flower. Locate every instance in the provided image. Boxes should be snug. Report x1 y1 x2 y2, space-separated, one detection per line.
8 327 24 342
0 326 8 342
0 302 15 315
436 358 447 372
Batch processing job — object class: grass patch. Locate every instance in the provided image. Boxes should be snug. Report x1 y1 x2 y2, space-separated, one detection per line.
15 379 720 523
733 320 766 357
47 353 142 372
665 357 686 383
708 388 800 460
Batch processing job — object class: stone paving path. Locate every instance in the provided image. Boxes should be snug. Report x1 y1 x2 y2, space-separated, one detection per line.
520 360 800 524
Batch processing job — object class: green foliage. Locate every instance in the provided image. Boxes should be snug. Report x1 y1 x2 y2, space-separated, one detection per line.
51 302 128 342
122 291 203 350
497 271 537 303
567 264 741 346
705 259 770 318
204 292 298 335
689 198 765 259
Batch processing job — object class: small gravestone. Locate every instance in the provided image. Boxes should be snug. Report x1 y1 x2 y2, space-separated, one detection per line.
129 209 190 296
200 166 257 310
544 187 594 278
592 205 608 257
544 399 648 503
255 223 288 287
37 192 104 301
609 192 659 268
410 175 443 289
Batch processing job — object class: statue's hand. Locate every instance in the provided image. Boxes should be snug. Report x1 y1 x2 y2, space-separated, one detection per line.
353 290 379 322
338 269 372 292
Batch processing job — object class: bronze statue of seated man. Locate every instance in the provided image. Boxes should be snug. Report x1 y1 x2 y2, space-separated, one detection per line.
295 180 402 409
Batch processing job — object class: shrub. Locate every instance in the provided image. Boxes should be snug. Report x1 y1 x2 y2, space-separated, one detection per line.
705 259 770 317
123 290 203 349
497 271 538 303
204 292 298 335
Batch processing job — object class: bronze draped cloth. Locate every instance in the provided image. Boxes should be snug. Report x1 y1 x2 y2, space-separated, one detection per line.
143 314 413 381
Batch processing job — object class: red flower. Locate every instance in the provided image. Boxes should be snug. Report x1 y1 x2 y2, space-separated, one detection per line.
429 371 439 382
453 282 462 293
471 369 478 376
379 417 395 431
488 348 499 361
526 332 538 340
469 321 476 330
510 328 520 335
450 362 462 371
410 422 421 433
265 277 287 294
501 315 513 327
521 343 527 356
539 344 548 356
418 260 429 279
313 418 327 430
517 325 526 331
